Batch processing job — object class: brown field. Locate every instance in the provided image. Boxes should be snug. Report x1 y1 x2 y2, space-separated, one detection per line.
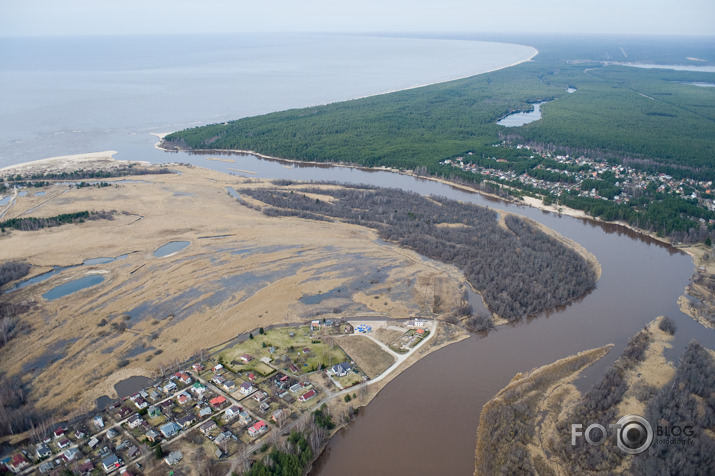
0 160 471 414
337 335 395 379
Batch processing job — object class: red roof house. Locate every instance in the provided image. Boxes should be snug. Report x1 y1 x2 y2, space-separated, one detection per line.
298 389 316 402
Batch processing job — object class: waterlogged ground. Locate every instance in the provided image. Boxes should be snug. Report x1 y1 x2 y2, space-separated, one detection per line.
0 165 466 411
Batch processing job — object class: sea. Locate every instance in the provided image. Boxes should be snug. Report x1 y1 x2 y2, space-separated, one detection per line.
0 33 535 168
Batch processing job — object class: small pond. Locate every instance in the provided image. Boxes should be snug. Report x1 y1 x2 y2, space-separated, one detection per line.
226 187 241 200
153 240 190 257
114 375 154 398
42 274 105 301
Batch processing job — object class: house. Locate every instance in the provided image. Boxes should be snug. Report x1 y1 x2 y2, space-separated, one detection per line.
225 405 241 419
177 414 196 428
259 402 270 413
192 363 204 372
101 453 121 472
53 427 65 439
132 397 148 409
344 323 354 333
145 429 159 443
117 407 131 418
198 405 212 417
311 319 320 330
209 396 226 408
36 443 52 459
298 389 316 402
57 438 71 449
214 430 234 446
240 354 253 363
239 411 252 425
121 469 135 476
212 375 226 386
212 364 223 373
63 447 81 462
331 362 352 377
38 461 54 473
75 429 85 439
159 421 181 438
164 451 183 466
302 347 311 354
247 420 267 438
252 391 268 402
191 382 207 395
176 392 192 405
179 373 192 384
78 460 94 475
127 445 139 459
87 437 99 449
147 405 161 418
412 318 427 328
127 414 143 429
271 409 287 423
289 383 302 393
240 382 254 395
8 454 30 473
222 380 236 392
247 372 257 382
289 364 299 373
162 381 177 393
107 428 119 439
200 420 217 435
148 389 160 400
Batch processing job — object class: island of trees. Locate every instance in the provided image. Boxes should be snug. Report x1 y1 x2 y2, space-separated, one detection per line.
240 182 597 320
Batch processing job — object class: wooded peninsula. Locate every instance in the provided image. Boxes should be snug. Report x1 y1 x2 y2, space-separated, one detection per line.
163 37 715 243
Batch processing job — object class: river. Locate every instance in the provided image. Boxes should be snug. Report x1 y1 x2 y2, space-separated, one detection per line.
3 33 714 475
176 150 711 476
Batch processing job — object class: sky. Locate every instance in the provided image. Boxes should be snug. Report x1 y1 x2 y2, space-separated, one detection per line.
1 0 714 37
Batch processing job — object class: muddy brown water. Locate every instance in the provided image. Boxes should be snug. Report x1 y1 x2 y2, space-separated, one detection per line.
176 155 713 476
102 149 715 475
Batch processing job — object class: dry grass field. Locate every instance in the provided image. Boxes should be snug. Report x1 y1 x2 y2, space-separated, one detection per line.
0 159 470 414
337 335 395 379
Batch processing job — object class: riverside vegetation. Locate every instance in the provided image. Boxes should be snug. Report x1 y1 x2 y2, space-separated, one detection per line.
240 182 597 320
475 316 715 475
163 37 715 242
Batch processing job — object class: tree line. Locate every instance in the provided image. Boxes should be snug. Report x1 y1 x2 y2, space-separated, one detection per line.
0 210 113 232
240 183 597 320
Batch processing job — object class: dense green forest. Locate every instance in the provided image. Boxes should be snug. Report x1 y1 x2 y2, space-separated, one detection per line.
164 37 715 241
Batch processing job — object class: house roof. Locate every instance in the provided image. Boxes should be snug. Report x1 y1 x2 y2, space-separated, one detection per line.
299 389 316 400
102 454 120 468
249 420 266 432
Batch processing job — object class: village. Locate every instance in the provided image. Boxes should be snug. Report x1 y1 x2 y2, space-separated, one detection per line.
1 317 435 475
441 145 715 217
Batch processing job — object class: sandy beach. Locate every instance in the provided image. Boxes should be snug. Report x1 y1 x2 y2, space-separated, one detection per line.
0 151 146 178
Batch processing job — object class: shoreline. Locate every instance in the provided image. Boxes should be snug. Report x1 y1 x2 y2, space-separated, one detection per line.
0 151 151 179
345 45 539 102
